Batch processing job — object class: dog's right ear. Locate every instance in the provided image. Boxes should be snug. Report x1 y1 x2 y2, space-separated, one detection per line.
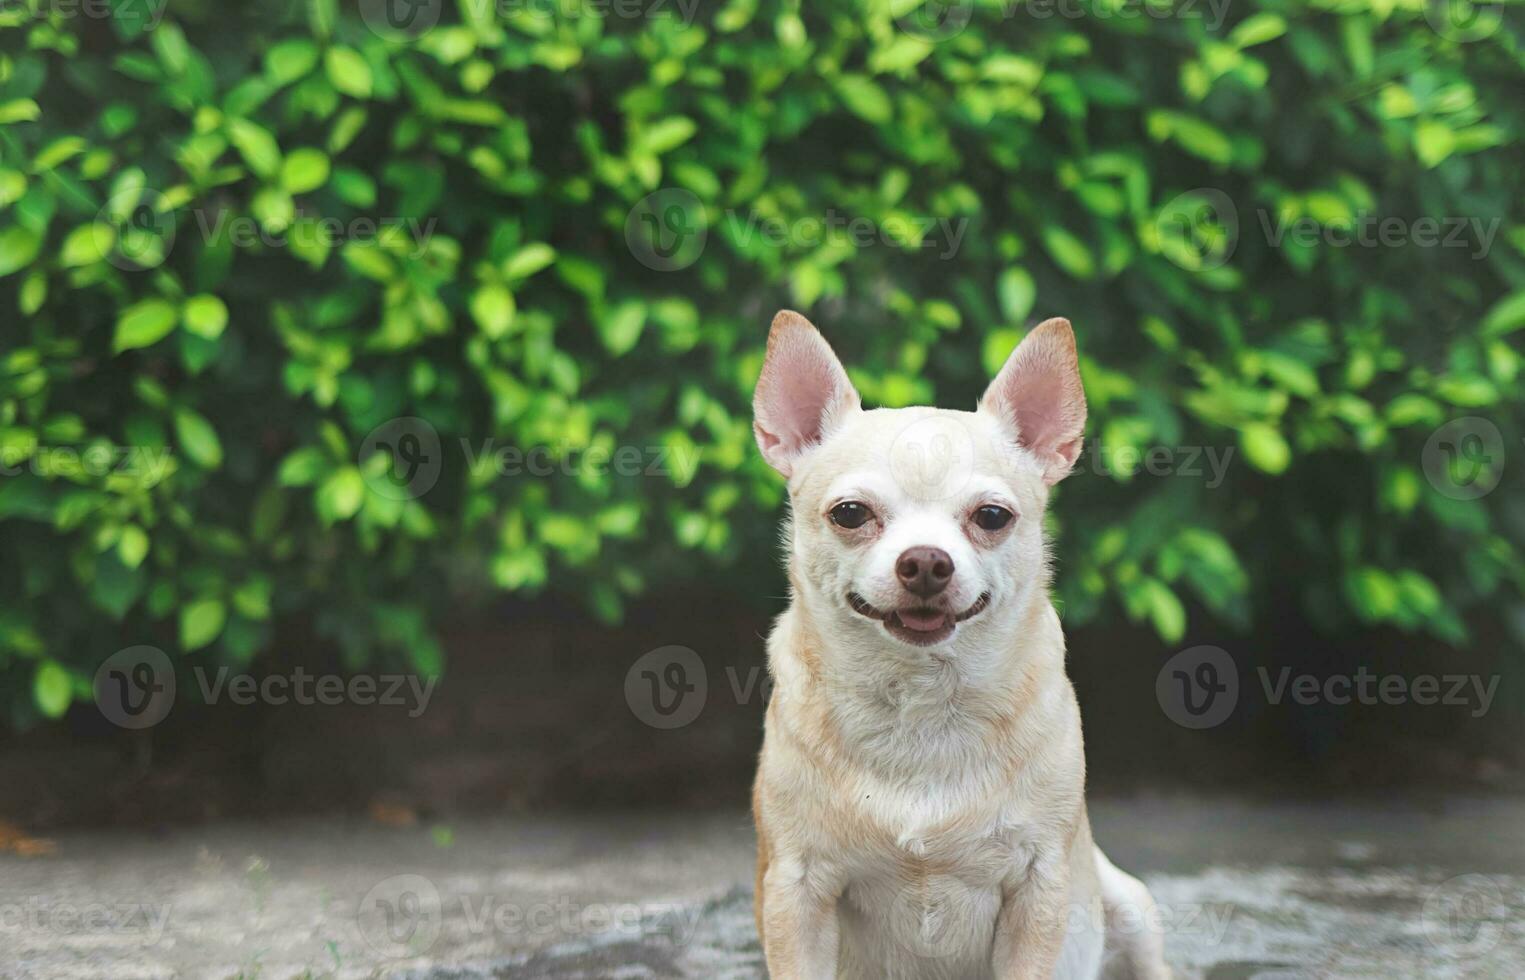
753 311 860 478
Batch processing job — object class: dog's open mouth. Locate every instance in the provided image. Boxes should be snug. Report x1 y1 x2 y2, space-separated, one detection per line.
847 591 991 646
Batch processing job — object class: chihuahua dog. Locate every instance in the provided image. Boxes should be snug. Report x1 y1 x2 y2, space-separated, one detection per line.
751 312 1171 979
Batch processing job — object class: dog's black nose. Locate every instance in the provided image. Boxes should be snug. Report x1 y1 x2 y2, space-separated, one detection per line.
896 547 954 597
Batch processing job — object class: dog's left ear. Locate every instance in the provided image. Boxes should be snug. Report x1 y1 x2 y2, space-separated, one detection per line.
980 317 1087 484
753 310 861 477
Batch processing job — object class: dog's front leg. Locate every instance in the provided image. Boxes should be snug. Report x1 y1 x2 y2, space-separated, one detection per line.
761 855 840 979
990 854 1071 980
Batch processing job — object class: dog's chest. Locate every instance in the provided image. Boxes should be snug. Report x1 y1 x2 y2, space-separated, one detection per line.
844 782 1039 883
833 793 1031 974
825 685 1050 883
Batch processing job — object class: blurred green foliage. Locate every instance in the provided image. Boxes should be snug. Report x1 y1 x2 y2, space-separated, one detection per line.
1 0 1522 724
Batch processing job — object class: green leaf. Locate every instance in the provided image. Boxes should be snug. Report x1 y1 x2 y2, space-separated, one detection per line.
19 270 46 314
1230 13 1287 48
502 243 557 281
1414 121 1455 168
0 226 41 277
835 75 893 124
228 118 282 179
982 329 1023 375
598 300 647 356
180 598 227 652
1041 226 1096 279
232 577 273 620
470 283 517 339
265 39 319 84
33 661 73 719
1143 580 1186 644
114 299 179 353
1239 422 1291 474
1344 567 1398 622
182 295 228 339
280 148 331 194
0 169 27 208
637 116 697 155
316 467 365 523
1148 111 1234 165
0 99 41 125
151 22 191 74
997 267 1036 323
277 447 328 486
1481 291 1525 338
325 47 374 99
59 224 114 268
174 408 224 469
251 187 295 233
118 525 150 570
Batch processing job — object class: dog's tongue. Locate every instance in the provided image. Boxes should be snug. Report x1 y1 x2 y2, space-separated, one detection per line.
894 608 948 632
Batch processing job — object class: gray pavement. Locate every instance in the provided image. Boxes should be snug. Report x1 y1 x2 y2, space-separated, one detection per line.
1 797 1522 979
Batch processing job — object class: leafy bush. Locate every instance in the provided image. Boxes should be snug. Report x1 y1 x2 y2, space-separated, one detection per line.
1 0 1521 725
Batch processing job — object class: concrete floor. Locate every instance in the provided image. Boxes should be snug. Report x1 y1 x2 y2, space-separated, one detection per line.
1 797 1522 979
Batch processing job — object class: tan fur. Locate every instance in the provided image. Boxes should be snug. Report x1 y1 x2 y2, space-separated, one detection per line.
751 313 1171 980
754 774 770 947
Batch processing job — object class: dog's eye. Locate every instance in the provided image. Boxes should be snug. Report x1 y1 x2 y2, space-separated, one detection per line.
829 502 873 529
972 505 1014 531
